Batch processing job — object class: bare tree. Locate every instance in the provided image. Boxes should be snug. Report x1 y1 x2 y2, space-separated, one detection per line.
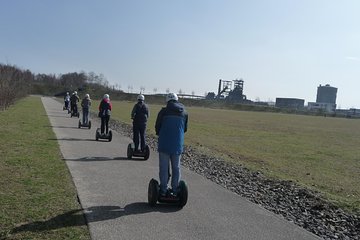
166 88 170 94
0 64 34 110
153 88 157 94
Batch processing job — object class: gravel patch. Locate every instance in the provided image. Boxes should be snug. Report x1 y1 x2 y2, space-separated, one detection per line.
102 115 360 240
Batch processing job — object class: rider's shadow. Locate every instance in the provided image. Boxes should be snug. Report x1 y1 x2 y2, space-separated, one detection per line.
48 138 95 142
65 157 145 161
11 203 181 234
86 203 180 222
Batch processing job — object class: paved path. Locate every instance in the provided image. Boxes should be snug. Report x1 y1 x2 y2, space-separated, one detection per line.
42 97 321 240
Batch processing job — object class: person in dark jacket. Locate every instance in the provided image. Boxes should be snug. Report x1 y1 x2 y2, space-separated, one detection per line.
131 94 149 152
155 93 188 197
98 94 112 135
70 91 80 114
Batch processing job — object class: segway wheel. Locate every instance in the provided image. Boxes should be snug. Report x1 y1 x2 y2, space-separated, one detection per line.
148 179 159 207
178 180 188 208
88 121 91 129
95 129 100 141
127 143 133 159
78 120 81 128
143 145 150 160
108 130 112 142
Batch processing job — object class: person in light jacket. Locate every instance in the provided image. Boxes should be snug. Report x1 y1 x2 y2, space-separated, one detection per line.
98 94 112 135
81 94 91 125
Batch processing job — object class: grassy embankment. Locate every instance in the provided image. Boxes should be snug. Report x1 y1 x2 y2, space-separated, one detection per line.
90 99 360 211
0 96 90 240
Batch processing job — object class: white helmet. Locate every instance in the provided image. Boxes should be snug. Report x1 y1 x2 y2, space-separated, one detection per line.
137 94 145 101
85 94 90 99
166 93 178 102
74 91 77 95
103 94 109 99
66 92 69 95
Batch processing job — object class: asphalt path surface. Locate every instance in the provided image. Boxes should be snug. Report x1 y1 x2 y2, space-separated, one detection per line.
42 97 321 240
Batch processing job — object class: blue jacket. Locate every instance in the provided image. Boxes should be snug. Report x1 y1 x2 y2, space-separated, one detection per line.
155 101 188 155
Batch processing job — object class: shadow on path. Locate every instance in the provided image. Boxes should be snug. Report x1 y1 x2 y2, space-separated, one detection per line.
11 203 180 234
43 125 80 129
64 156 146 162
48 138 95 142
43 114 70 118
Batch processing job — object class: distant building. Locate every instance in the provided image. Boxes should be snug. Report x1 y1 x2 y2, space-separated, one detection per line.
346 108 360 118
308 84 338 113
308 102 336 113
275 98 304 109
316 84 337 104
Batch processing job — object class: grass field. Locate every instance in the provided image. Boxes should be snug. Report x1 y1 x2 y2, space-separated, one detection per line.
0 96 90 240
90 99 360 211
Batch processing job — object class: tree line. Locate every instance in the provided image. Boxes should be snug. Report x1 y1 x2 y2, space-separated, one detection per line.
0 63 123 110
0 64 33 110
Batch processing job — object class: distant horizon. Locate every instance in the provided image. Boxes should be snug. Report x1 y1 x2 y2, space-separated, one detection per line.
1 1 359 109
4 60 354 110
3 61 352 109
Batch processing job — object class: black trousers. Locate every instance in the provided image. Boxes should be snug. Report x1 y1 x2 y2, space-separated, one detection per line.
133 123 146 151
71 103 77 113
101 115 110 134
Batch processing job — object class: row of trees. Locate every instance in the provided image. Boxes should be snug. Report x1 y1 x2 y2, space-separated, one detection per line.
0 64 33 110
0 63 120 110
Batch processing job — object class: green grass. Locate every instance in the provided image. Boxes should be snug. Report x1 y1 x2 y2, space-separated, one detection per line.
0 96 90 240
90 99 360 211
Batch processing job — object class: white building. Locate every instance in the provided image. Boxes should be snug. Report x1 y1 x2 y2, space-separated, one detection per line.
307 102 336 113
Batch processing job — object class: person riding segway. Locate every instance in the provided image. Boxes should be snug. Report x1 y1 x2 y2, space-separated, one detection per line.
64 92 70 112
127 94 150 160
95 94 113 141
148 93 189 207
70 91 80 117
78 93 92 129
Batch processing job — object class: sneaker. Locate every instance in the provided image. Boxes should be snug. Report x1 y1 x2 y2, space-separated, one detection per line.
170 189 178 197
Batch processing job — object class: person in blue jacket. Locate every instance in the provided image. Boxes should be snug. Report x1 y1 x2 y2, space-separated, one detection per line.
155 93 188 197
131 94 149 152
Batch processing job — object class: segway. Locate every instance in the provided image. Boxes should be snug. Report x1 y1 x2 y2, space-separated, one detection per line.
70 105 80 118
127 143 150 160
148 178 188 208
95 128 112 142
78 119 91 129
71 110 79 118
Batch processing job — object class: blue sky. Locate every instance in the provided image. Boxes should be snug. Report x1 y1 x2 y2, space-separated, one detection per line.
1 0 360 109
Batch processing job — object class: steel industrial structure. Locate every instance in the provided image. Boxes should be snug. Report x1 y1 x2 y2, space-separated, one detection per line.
216 79 247 101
